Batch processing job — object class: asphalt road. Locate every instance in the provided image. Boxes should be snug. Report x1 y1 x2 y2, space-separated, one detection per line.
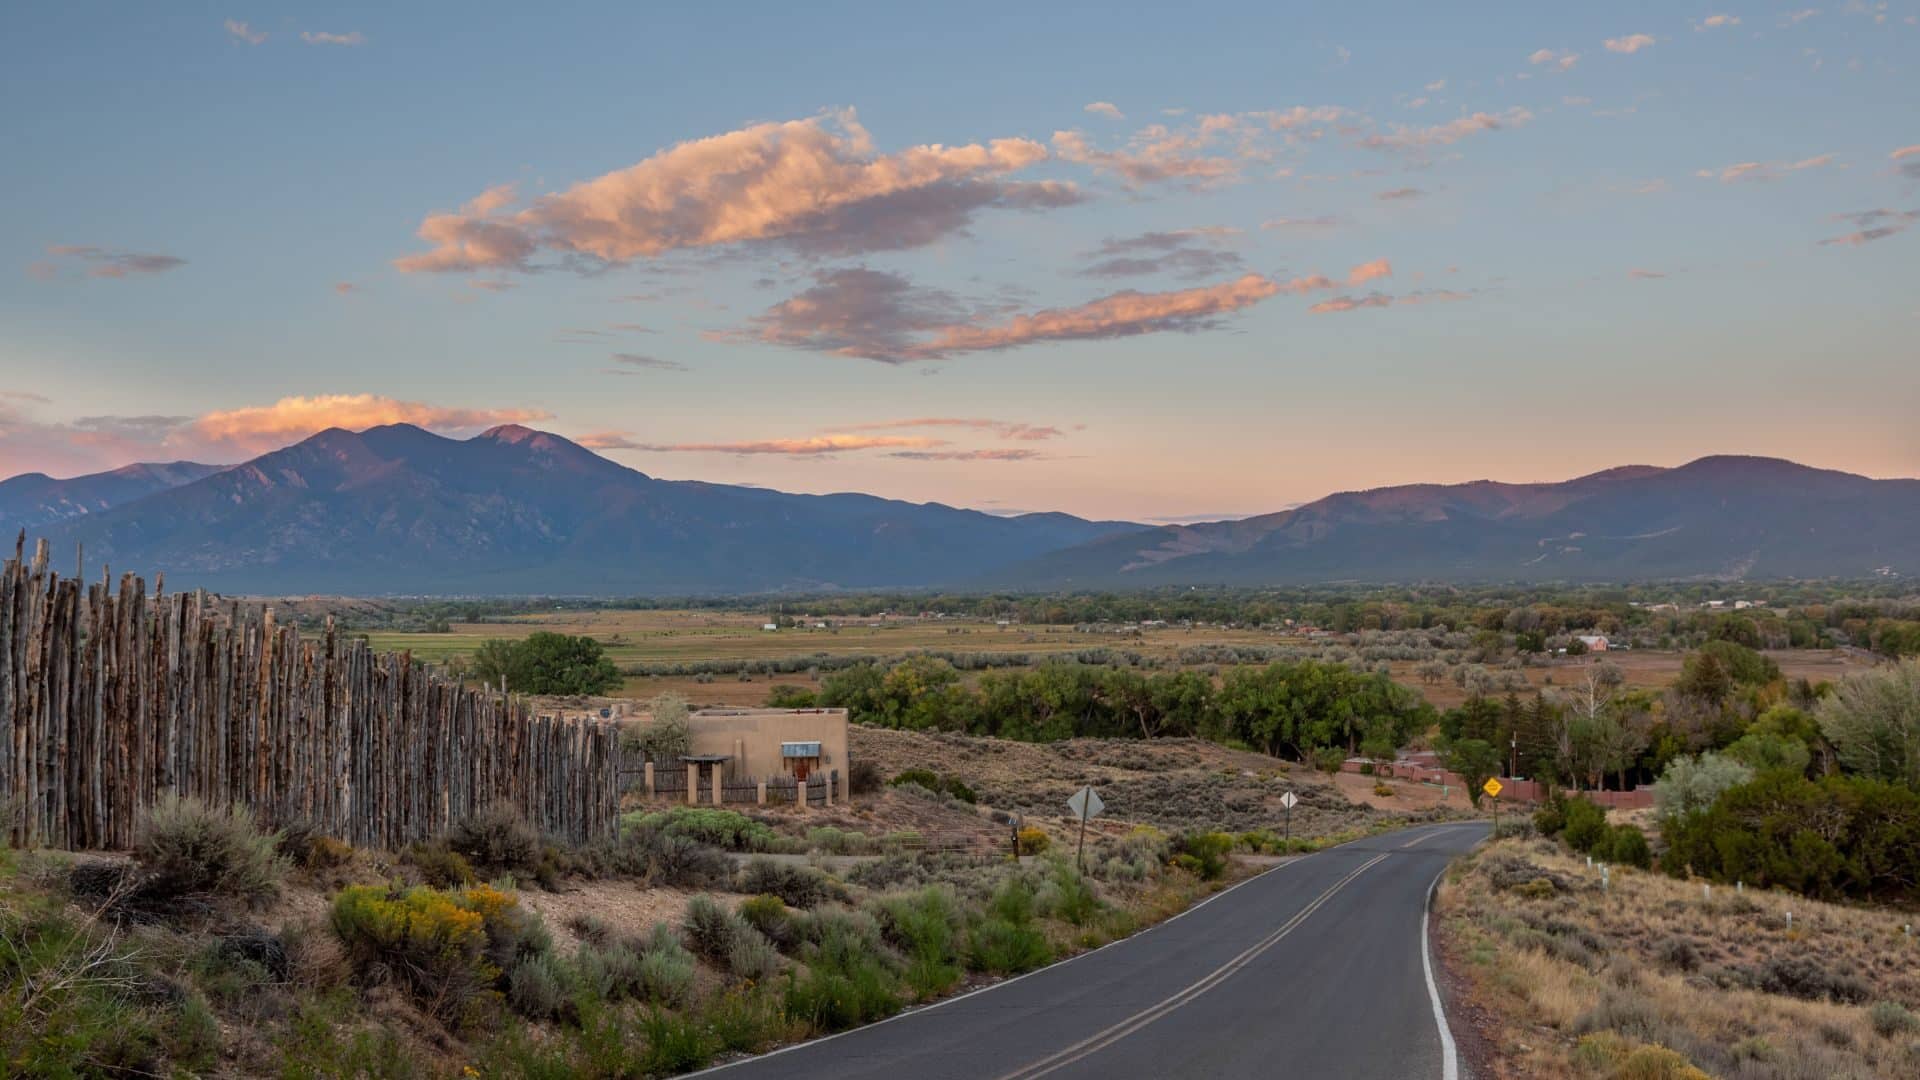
700 821 1488 1080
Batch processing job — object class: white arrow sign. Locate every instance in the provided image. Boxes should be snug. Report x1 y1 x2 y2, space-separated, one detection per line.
1067 786 1104 821
1280 790 1298 810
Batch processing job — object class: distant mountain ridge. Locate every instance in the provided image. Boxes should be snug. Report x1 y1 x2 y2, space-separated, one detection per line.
998 456 1920 586
0 461 225 532
9 438 1913 593
25 425 1139 594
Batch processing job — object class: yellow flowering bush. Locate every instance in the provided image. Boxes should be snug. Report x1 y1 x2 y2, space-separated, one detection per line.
331 883 528 1024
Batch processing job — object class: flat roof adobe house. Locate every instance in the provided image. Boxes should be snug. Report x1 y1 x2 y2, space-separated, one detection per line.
1576 635 1610 652
685 707 851 798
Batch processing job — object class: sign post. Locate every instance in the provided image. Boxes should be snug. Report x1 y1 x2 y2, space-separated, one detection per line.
1483 777 1504 834
1066 786 1104 872
1280 790 1298 849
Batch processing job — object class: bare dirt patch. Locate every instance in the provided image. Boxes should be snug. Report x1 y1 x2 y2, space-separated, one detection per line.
850 727 1384 837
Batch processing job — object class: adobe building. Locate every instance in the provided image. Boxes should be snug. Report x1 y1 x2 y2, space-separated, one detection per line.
687 707 850 799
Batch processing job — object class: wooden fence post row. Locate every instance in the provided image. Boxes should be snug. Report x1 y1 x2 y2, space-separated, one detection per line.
0 548 618 851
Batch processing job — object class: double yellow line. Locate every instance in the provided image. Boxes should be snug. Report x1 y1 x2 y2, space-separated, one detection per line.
995 851 1392 1080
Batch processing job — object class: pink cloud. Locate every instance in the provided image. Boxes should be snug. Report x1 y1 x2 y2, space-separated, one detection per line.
0 394 549 478
601 434 948 456
1603 33 1658 53
1528 49 1580 71
1695 14 1742 29
1084 102 1124 120
1051 127 1239 186
1308 288 1471 314
840 418 1064 441
911 275 1283 358
224 19 266 45
1697 154 1835 183
1360 108 1532 151
886 449 1045 461
397 110 1073 273
1817 207 1919 246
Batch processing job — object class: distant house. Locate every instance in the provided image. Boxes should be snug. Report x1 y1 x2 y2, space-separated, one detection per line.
1576 635 1610 652
761 623 778 632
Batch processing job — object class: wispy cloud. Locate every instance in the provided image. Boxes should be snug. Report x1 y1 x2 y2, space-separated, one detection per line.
397 109 1076 273
1528 48 1580 71
1817 207 1919 246
1627 268 1668 279
1603 33 1658 53
1779 8 1822 26
1261 215 1341 230
1376 187 1425 201
886 448 1045 461
1051 127 1239 187
333 281 360 295
1893 144 1920 179
595 434 948 456
838 418 1064 441
224 19 267 45
1084 101 1124 120
43 245 187 279
1694 14 1742 29
735 269 1294 363
300 30 365 46
1360 108 1532 151
1076 228 1243 279
1307 288 1471 314
604 352 687 373
1696 153 1835 182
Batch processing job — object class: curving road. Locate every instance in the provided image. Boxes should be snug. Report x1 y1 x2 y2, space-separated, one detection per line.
700 822 1488 1080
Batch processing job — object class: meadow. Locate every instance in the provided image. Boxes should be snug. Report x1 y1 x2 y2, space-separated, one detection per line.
359 608 1870 711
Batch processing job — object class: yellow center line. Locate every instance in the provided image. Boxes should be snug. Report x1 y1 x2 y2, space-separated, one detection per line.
995 851 1392 1080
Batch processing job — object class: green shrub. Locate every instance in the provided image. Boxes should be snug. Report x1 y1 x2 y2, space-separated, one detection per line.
889 768 943 792
572 941 644 1003
639 1006 714 1073
873 887 964 998
405 840 475 888
134 795 287 907
1171 831 1234 880
967 918 1051 975
684 895 780 981
1659 772 1920 901
507 950 572 1020
738 857 835 908
1870 1000 1920 1038
1606 825 1653 869
1561 797 1609 854
0 899 169 1075
702 987 791 1054
626 807 784 852
784 915 904 1032
446 805 540 876
1037 863 1101 927
636 944 695 1007
1533 802 1567 837
738 894 797 950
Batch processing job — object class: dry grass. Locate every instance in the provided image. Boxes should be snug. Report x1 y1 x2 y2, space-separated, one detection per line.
1439 838 1920 1079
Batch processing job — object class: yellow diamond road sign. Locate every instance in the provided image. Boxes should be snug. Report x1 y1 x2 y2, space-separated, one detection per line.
1482 778 1504 799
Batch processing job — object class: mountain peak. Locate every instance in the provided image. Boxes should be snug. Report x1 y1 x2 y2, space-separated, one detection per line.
478 423 541 444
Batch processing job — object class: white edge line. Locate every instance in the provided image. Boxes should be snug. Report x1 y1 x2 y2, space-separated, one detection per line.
691 823 1481 1078
1423 824 1489 1080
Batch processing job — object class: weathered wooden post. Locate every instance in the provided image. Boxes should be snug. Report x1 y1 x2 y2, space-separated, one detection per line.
686 762 697 806
756 781 767 806
710 766 721 806
643 761 654 798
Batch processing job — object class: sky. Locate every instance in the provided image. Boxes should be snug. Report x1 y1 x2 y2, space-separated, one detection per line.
2 2 1917 523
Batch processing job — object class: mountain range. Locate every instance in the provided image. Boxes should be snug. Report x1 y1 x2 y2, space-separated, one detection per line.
8 427 1915 593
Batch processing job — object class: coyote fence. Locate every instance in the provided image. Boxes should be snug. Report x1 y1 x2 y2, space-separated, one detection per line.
0 541 619 851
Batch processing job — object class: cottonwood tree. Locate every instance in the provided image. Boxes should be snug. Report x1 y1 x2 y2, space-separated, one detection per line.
1817 660 1920 788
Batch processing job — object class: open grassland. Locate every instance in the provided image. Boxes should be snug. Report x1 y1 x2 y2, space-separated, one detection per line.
361 607 1870 710
1439 837 1920 1079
